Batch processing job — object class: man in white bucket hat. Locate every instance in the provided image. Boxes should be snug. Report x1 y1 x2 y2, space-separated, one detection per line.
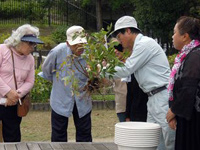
41 25 92 142
109 16 175 150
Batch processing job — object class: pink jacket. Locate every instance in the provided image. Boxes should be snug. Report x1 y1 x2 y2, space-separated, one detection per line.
0 44 35 98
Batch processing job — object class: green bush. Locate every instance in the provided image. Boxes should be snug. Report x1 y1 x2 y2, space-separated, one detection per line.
37 35 56 50
0 1 22 19
31 66 52 103
51 25 68 44
0 33 10 44
168 53 177 68
0 0 47 22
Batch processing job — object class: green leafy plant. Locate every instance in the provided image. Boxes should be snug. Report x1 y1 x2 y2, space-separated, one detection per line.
168 53 177 68
60 25 127 96
81 26 125 92
58 56 81 96
0 33 10 44
51 25 69 44
37 35 56 50
31 66 52 103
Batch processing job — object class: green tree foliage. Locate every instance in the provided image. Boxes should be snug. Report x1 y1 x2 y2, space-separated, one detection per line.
81 0 200 55
107 0 133 10
131 0 200 54
81 0 131 10
131 0 184 39
81 0 91 6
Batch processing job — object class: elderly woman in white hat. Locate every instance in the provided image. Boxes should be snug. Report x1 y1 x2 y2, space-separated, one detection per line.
0 24 43 142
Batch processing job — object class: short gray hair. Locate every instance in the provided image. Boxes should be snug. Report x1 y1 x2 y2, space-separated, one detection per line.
4 24 40 47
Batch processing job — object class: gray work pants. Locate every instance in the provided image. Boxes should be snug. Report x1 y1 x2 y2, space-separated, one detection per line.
147 89 175 150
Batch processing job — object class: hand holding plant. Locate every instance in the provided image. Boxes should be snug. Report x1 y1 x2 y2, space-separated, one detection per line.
62 25 129 95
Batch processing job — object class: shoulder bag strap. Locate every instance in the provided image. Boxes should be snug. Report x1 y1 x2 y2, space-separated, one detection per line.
10 50 18 90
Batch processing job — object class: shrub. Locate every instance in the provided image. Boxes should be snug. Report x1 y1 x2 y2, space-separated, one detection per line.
31 66 52 103
51 25 69 44
0 0 47 23
0 33 10 44
168 53 177 68
37 35 56 50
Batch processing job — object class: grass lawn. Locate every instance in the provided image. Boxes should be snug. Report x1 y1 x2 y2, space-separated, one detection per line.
21 109 118 142
92 94 114 101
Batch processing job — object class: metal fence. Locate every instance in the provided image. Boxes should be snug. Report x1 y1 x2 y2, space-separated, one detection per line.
0 0 97 30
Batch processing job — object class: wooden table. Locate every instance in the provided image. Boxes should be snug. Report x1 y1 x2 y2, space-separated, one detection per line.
0 142 118 150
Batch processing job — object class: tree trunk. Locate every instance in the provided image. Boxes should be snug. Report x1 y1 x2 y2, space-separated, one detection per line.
96 0 102 31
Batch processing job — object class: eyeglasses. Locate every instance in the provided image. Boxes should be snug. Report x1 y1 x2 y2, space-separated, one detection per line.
113 31 121 40
113 30 121 38
27 42 37 48
113 29 125 39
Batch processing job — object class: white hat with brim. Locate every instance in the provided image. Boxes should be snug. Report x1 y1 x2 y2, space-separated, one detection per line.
112 16 141 36
66 26 87 45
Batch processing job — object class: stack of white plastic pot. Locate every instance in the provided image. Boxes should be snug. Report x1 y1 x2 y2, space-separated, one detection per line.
115 122 161 150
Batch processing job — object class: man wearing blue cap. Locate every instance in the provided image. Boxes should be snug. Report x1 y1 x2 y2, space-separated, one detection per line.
110 16 175 150
41 25 92 142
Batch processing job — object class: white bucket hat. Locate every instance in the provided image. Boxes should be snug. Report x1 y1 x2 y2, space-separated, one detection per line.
113 16 141 36
66 26 87 45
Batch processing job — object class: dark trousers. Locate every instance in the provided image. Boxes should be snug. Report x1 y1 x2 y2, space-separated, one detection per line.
51 104 92 142
0 105 22 142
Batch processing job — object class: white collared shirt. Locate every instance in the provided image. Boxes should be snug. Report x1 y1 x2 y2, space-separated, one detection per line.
113 34 171 93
